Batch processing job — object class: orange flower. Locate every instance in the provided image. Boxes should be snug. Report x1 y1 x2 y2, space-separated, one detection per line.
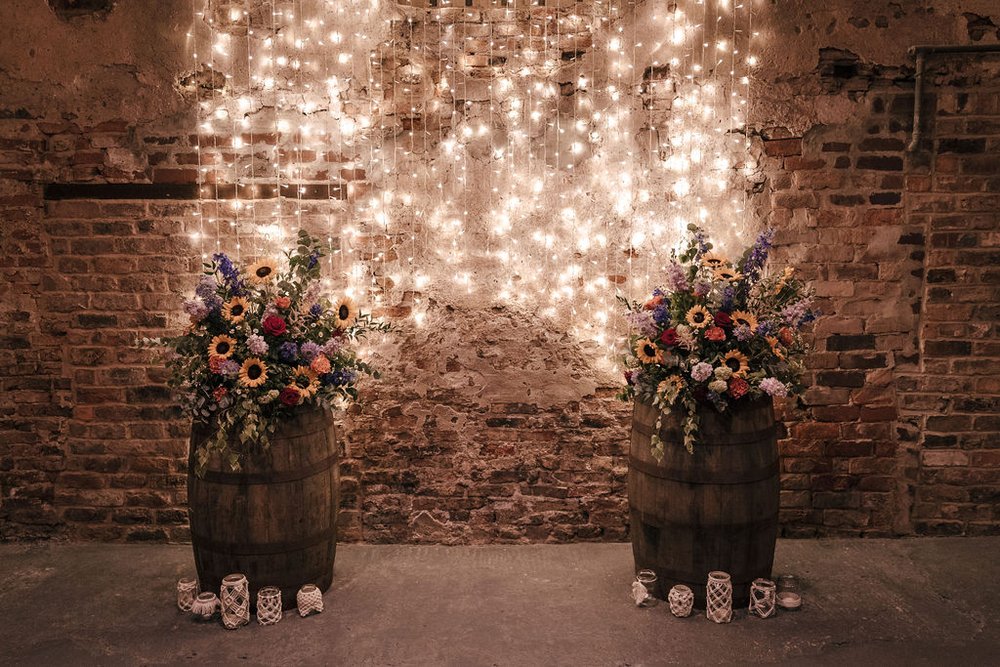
310 355 331 374
275 296 292 309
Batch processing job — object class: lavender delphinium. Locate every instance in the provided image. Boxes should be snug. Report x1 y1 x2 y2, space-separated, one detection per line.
721 285 735 311
741 228 775 284
212 252 244 294
663 261 689 293
195 276 223 312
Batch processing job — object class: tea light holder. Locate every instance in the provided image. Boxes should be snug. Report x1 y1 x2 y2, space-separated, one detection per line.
220 573 250 629
191 592 219 622
176 577 199 612
668 584 694 618
297 584 324 617
776 574 802 611
256 586 283 626
749 578 777 618
632 569 658 607
706 571 733 624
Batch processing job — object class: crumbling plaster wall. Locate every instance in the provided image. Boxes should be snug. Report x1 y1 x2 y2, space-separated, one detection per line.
2 0 999 541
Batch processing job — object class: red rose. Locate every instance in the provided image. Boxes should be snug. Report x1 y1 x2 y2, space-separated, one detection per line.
263 315 287 336
729 376 749 399
779 326 794 346
279 386 301 406
659 328 678 346
714 311 732 328
704 326 726 342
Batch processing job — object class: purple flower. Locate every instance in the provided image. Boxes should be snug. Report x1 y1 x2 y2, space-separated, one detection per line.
182 299 209 322
247 334 268 356
694 229 709 255
300 341 321 361
321 338 342 356
721 286 735 311
693 281 711 297
309 303 323 318
194 276 222 312
220 359 240 377
742 228 775 283
652 304 671 327
664 261 689 293
322 369 356 386
212 252 244 294
760 377 788 397
756 320 775 337
781 298 814 327
691 362 713 382
734 324 754 342
308 251 320 269
278 341 298 362
625 310 659 338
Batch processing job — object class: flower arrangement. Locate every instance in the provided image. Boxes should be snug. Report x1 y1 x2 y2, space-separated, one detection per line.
619 224 817 460
151 230 388 474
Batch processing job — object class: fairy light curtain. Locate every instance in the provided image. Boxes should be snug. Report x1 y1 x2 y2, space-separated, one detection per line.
186 0 758 360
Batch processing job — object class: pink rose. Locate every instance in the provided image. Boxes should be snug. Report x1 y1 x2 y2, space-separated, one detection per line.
704 326 726 342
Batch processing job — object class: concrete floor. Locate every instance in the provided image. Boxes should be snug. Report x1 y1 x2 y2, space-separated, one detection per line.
0 539 997 666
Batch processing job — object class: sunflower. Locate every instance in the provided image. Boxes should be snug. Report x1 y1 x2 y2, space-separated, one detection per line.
701 252 730 268
657 374 685 397
722 350 750 377
766 336 786 360
208 334 237 358
238 357 269 388
634 338 663 364
731 310 759 332
332 296 358 329
292 365 320 398
247 258 279 285
223 296 250 323
685 305 712 329
713 267 744 283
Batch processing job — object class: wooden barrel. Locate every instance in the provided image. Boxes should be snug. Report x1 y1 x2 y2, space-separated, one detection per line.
188 407 339 610
628 397 779 608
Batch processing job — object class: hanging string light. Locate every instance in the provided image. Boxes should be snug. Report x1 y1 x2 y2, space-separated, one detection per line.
185 0 759 364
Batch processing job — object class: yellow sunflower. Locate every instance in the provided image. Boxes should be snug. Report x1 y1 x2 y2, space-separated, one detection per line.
657 374 685 397
208 334 237 358
766 336 786 360
292 365 320 398
731 310 759 332
701 252 730 269
722 350 750 377
223 296 250 323
685 305 712 329
238 358 269 388
713 267 744 283
332 296 358 329
634 338 663 364
247 258 279 285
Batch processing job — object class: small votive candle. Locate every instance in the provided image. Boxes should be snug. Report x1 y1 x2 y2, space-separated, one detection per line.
191 592 219 622
177 577 199 612
297 584 324 617
776 574 802 611
633 569 658 607
749 578 777 618
668 584 694 618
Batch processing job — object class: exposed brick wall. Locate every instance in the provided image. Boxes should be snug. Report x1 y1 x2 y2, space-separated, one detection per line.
3 1 1000 542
